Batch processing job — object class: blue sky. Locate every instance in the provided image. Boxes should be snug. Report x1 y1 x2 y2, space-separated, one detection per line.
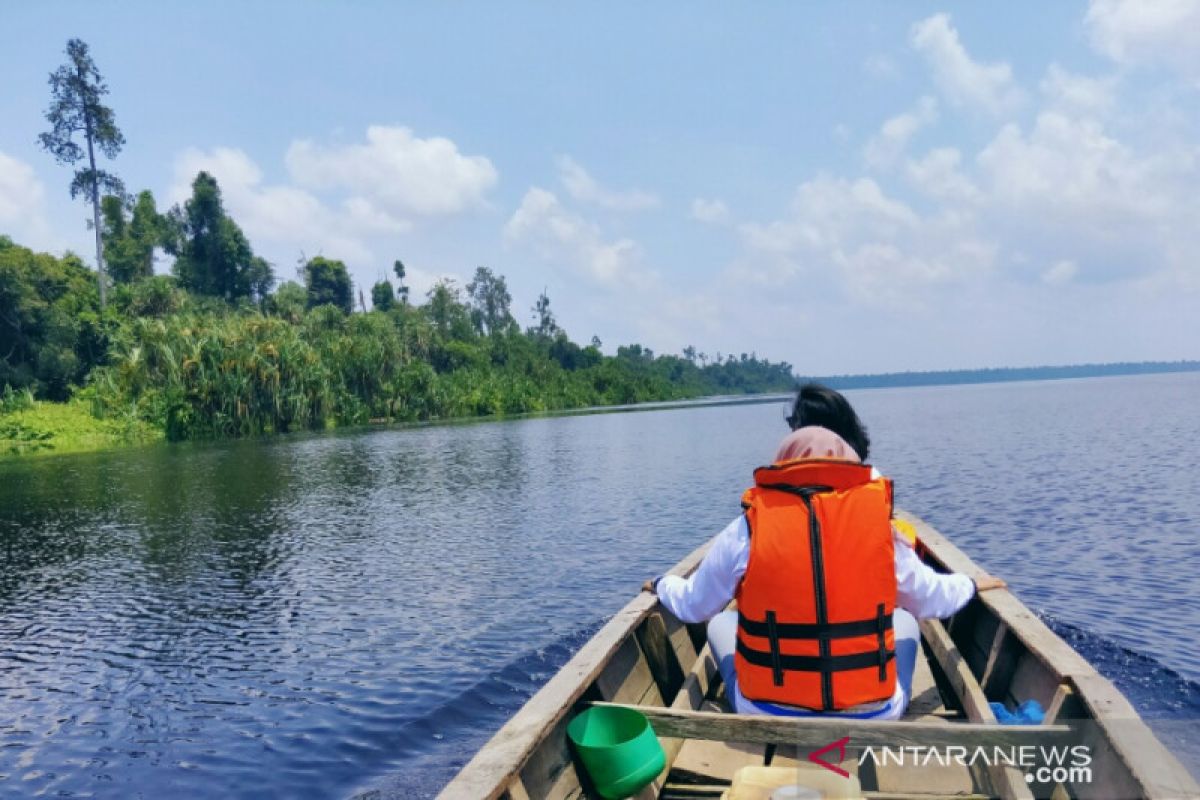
2 1 1198 374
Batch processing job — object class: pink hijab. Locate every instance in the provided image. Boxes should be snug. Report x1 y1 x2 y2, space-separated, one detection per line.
774 425 861 464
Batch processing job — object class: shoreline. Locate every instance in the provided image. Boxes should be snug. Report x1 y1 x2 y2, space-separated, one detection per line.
0 391 792 462
0 400 162 459
5 364 1199 461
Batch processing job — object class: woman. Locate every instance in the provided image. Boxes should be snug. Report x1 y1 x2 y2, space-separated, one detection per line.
644 384 1004 720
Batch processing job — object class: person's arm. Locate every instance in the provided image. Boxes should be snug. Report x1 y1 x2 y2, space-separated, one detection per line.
894 535 1005 619
646 516 748 623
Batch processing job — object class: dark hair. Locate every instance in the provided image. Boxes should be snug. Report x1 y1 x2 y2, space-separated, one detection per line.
786 382 871 461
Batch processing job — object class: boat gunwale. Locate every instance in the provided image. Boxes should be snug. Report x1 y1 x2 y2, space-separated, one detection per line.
436 539 712 800
438 511 1200 800
900 512 1200 800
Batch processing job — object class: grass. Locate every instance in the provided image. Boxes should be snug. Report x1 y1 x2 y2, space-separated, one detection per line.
0 400 163 458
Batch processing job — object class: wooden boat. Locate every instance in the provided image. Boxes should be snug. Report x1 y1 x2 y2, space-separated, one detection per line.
439 512 1199 800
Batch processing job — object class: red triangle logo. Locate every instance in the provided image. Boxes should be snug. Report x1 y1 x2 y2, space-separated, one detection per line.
807 735 851 778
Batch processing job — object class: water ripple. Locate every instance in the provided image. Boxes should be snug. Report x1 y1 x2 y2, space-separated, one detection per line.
0 373 1197 798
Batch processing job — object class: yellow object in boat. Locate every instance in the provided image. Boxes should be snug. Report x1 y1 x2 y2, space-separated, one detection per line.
892 518 918 547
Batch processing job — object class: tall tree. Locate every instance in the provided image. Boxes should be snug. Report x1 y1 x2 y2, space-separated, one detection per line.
39 39 125 308
303 256 353 313
166 172 272 301
425 278 473 338
100 190 162 284
530 289 558 339
371 278 396 311
393 259 409 304
466 266 514 336
246 256 275 305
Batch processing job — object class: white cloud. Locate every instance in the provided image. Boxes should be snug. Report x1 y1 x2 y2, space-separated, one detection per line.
740 176 917 257
1085 0 1200 81
169 147 259 205
504 187 653 287
555 156 660 211
170 146 405 267
0 151 55 251
690 197 729 224
737 176 993 306
633 291 724 353
1042 259 1079 285
863 96 938 168
1039 64 1117 115
544 6 1200 365
835 239 980 304
975 110 1194 281
739 79 1196 304
905 147 980 202
911 14 1023 114
863 54 899 80
977 112 1170 225
286 125 498 217
340 196 412 235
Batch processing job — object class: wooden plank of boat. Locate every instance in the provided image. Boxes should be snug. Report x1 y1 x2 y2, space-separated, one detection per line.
865 642 982 796
439 512 1199 800
593 703 1071 750
920 617 1034 799
437 540 712 800
901 512 1200 800
667 737 766 784
904 643 951 721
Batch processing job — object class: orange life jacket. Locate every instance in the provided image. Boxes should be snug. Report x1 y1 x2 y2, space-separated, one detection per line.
735 459 896 711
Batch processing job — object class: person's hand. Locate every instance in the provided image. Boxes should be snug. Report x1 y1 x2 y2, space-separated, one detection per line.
641 577 659 594
974 575 1007 593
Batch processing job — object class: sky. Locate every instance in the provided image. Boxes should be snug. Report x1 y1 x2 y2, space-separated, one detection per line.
2 1 1199 375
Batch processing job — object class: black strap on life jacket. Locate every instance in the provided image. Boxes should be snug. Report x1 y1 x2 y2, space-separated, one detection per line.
739 611 893 640
736 638 896 674
741 482 894 710
737 607 894 683
875 602 888 682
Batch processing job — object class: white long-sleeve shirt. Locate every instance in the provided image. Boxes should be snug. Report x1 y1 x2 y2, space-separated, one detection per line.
657 514 976 624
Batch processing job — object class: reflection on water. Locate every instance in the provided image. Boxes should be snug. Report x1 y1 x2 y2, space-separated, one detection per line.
1 373 1198 798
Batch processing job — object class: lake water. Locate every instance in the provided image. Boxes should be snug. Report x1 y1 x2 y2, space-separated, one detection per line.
1 372 1198 798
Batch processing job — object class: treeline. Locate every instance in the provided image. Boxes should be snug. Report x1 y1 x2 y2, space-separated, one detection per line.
0 227 796 441
808 361 1200 391
0 38 796 445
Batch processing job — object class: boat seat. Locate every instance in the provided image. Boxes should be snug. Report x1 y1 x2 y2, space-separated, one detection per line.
669 738 767 785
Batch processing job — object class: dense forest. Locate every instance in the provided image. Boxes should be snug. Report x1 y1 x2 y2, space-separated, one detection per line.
0 231 801 443
808 361 1200 391
0 230 796 442
0 39 797 449
4 40 1197 455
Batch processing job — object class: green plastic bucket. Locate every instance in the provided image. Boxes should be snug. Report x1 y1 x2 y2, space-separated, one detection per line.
567 705 666 799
